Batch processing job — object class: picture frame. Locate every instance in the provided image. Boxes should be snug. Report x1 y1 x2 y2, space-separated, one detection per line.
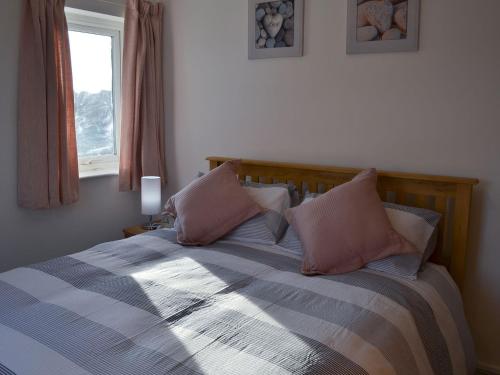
248 0 304 60
346 0 420 54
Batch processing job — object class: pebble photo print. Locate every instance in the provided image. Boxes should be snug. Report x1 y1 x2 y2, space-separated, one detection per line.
255 1 295 49
356 0 408 42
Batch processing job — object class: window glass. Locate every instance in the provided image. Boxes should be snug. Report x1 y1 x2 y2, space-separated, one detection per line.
69 31 115 158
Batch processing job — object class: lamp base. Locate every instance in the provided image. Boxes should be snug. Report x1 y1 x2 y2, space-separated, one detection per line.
143 222 161 231
143 215 161 231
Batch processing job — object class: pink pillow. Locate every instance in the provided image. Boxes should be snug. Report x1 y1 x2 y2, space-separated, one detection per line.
165 160 263 245
285 169 416 275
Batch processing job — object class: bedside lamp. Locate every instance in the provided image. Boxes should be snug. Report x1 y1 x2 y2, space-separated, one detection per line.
141 176 162 230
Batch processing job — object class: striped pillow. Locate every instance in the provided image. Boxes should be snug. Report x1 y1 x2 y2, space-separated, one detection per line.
224 183 292 245
164 160 263 245
277 193 316 255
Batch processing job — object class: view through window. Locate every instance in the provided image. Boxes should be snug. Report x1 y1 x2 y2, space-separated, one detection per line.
69 30 116 158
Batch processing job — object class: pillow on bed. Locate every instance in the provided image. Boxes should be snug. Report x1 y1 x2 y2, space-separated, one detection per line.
223 183 292 244
366 203 441 279
284 169 416 275
165 160 263 245
278 196 441 278
197 174 301 207
242 181 301 207
277 193 316 256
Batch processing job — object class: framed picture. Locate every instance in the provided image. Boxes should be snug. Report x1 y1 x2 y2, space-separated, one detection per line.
347 0 420 54
248 0 304 60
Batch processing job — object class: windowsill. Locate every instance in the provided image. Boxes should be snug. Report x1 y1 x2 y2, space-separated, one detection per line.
79 155 119 179
79 169 119 179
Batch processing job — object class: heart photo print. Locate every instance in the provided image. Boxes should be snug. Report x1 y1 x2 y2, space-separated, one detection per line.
346 0 420 54
249 0 304 59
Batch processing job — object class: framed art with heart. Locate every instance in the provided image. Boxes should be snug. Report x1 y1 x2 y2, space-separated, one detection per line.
347 0 420 54
248 0 304 59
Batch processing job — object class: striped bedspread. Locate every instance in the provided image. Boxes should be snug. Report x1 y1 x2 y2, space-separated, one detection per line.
0 229 475 375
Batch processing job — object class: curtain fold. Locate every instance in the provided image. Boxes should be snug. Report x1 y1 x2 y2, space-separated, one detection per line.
18 0 79 209
119 0 166 192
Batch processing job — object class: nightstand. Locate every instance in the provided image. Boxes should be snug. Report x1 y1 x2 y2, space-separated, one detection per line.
123 221 173 238
123 225 154 238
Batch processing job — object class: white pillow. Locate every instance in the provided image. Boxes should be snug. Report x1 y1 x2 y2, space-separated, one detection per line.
223 184 292 245
385 207 435 254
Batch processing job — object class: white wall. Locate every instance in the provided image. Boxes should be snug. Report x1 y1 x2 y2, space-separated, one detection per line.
163 0 500 369
0 0 143 271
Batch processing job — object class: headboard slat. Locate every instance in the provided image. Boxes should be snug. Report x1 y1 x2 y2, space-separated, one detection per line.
208 156 478 291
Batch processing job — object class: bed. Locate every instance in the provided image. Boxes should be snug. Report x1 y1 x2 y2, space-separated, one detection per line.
0 157 479 375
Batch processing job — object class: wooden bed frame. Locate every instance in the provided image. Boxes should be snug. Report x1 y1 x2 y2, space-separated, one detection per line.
207 156 479 291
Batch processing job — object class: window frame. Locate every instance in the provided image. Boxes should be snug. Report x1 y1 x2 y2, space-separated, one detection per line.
65 7 124 179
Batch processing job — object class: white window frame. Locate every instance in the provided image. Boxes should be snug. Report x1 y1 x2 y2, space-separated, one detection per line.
65 7 124 179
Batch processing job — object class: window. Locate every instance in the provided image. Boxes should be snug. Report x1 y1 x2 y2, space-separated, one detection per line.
65 8 123 178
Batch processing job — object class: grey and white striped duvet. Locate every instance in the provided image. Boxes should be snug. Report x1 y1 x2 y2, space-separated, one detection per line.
0 229 475 375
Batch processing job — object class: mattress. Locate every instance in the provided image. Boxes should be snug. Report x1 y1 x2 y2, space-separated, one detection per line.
0 229 475 375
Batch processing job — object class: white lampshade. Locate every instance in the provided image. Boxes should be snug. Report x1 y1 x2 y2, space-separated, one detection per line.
141 176 161 216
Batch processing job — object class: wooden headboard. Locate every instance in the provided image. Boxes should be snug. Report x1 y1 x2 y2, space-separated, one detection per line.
207 156 479 291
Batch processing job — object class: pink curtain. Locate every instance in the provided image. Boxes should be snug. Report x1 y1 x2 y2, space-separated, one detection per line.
119 0 166 192
18 0 79 209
